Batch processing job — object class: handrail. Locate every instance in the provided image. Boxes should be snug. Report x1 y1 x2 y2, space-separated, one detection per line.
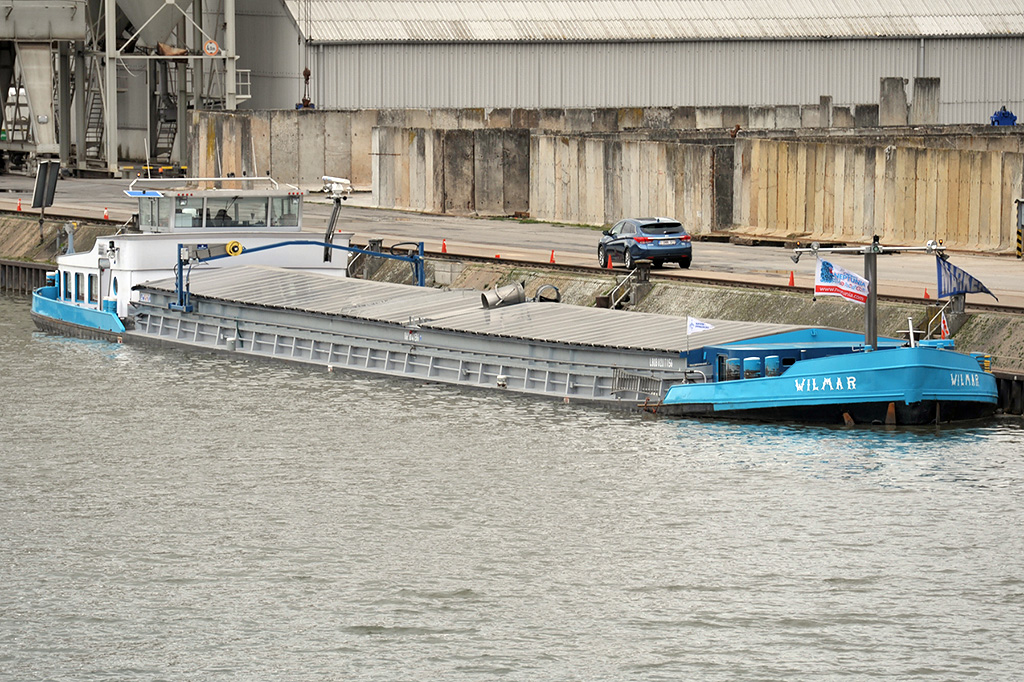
128 176 280 191
170 239 426 312
607 268 639 308
925 298 954 339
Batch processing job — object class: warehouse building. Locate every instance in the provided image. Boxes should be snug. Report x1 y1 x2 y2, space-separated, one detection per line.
240 0 1024 125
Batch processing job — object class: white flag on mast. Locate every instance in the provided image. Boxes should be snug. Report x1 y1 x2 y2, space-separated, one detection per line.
687 316 715 335
814 258 869 304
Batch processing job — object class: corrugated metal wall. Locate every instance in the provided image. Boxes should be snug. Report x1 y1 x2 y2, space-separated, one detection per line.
238 37 1024 124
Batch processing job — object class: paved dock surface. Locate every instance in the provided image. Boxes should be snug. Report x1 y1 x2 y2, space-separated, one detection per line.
1 175 1021 306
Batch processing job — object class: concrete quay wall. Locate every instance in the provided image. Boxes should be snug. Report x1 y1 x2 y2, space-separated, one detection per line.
372 128 717 230
191 101 882 190
735 137 1024 251
192 108 1024 252
372 127 531 217
530 135 717 230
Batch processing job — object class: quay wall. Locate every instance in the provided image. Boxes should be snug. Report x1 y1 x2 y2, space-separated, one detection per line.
734 137 1024 252
190 101 874 190
0 216 108 271
372 127 531 217
192 108 1024 252
529 135 717 230
0 258 49 294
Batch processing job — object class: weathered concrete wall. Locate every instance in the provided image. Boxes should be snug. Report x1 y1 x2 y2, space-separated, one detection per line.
193 102 1018 250
189 111 262 179
734 137 1024 252
192 110 377 189
373 127 530 217
193 88 943 188
879 77 910 126
910 78 941 126
529 135 716 231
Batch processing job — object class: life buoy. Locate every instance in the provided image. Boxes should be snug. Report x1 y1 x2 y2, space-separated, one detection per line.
226 241 244 257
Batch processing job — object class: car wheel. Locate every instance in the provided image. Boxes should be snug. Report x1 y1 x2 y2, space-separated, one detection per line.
598 245 607 267
624 250 635 269
679 258 691 269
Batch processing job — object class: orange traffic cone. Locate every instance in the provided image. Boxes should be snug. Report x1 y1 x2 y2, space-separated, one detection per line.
103 207 109 220
16 198 22 211
606 254 612 269
924 288 930 299
495 254 500 259
788 271 795 286
549 250 556 264
441 239 447 254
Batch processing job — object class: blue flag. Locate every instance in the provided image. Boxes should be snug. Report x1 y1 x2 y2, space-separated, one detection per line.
936 256 997 301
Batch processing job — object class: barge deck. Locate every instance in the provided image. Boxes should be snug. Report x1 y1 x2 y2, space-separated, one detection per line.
127 265 798 406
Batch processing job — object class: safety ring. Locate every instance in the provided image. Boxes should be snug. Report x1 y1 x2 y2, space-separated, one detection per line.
226 240 244 256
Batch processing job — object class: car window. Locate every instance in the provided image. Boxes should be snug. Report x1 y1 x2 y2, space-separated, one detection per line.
621 223 636 236
610 221 624 236
641 222 686 236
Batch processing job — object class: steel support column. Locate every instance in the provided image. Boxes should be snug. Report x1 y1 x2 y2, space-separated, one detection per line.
864 250 878 350
104 0 118 174
73 41 86 170
224 0 236 110
58 42 72 164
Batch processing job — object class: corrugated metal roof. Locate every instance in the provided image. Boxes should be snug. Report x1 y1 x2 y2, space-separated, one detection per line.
142 266 799 352
282 0 1024 43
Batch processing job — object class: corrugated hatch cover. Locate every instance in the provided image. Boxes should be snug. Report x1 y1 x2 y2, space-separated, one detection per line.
139 266 800 352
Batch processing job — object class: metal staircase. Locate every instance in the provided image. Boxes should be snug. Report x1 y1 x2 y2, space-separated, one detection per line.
150 61 178 161
84 60 105 160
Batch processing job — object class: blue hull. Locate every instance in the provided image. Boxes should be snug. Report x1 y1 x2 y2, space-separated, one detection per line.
31 286 126 338
659 346 997 425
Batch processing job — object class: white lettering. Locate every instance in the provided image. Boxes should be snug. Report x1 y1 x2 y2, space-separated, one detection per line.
791 375 862 391
950 373 980 387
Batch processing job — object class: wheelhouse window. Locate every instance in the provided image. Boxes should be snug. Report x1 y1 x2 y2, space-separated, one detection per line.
139 198 155 228
88 274 99 303
205 196 269 227
75 272 85 302
62 271 71 299
138 197 172 231
271 197 300 226
174 196 206 228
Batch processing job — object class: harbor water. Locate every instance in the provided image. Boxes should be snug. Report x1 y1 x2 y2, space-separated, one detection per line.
2 293 1023 680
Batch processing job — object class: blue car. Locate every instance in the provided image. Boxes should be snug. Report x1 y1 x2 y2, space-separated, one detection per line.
598 217 692 269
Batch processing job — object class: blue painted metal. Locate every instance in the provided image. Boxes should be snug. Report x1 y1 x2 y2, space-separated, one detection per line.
31 286 126 333
991 108 1017 126
685 328 905 381
170 245 194 312
662 345 997 421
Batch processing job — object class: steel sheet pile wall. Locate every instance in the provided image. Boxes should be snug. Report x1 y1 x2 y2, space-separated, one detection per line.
734 138 1024 252
530 135 715 230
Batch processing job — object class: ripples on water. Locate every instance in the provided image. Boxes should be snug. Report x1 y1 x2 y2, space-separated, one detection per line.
2 294 1023 680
